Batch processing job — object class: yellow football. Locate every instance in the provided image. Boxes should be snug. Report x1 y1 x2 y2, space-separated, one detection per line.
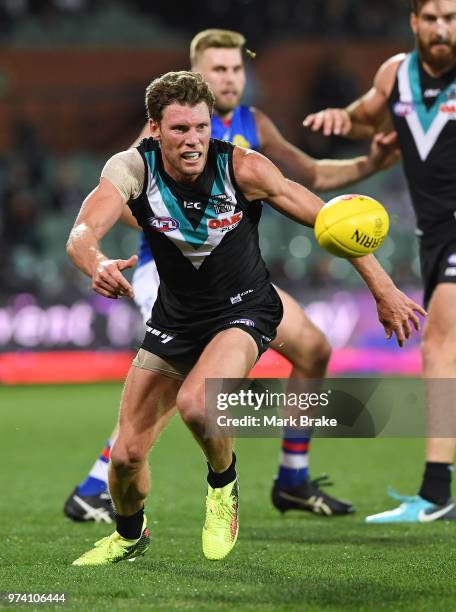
314 194 389 258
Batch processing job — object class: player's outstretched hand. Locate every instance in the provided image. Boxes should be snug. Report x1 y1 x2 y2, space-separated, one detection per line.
303 108 352 136
368 132 401 171
376 287 427 347
92 254 138 299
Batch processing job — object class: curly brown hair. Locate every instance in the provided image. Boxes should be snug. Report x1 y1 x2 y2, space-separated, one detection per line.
145 71 215 123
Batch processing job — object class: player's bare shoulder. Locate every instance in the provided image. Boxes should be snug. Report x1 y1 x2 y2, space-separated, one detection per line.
375 53 406 98
232 145 279 201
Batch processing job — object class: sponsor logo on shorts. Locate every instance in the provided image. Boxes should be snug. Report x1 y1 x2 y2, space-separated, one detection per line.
208 212 243 232
444 267 456 277
148 217 180 232
393 101 414 116
448 253 456 265
230 289 254 305
229 318 255 327
146 325 175 344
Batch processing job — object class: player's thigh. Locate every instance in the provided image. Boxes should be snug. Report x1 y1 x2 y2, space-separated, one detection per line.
423 283 456 347
118 364 180 438
271 286 330 361
177 327 258 415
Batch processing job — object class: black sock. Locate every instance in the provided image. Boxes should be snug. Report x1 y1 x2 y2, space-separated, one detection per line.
116 506 144 540
418 462 453 505
207 453 237 488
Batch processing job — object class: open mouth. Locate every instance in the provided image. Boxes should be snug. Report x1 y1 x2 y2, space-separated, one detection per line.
181 152 202 161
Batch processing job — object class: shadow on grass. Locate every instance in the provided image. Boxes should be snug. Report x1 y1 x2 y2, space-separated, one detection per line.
131 558 447 609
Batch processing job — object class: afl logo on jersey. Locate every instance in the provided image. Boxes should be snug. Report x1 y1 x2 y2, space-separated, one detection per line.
393 101 414 117
148 216 180 232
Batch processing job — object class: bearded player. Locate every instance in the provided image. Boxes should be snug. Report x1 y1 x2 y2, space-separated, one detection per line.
304 0 456 523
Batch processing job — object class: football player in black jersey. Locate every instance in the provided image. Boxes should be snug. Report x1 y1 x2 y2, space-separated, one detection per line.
67 71 423 565
304 0 456 523
64 29 402 525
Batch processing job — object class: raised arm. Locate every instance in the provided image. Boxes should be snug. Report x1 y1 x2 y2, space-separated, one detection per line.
302 54 403 139
255 107 398 192
234 147 425 345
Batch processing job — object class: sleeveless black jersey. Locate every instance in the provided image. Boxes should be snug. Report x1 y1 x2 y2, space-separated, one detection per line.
129 138 271 329
388 51 456 244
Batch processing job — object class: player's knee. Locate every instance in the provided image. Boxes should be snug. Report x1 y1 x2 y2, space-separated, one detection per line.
110 440 148 473
310 331 332 369
176 388 205 428
422 327 454 367
291 328 331 374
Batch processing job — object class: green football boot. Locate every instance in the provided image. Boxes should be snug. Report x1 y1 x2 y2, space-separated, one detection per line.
202 479 239 560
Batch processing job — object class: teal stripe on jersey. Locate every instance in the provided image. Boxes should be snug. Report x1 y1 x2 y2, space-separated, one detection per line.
155 173 213 249
408 51 446 133
146 150 223 250
212 153 229 197
145 150 156 176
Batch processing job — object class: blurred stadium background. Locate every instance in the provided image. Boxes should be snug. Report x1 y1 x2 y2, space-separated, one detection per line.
0 0 423 384
3 4 456 610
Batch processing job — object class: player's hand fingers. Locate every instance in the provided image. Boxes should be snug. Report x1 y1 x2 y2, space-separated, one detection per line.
323 112 336 136
413 303 427 317
336 110 351 135
303 113 316 128
383 324 393 341
409 310 421 331
92 284 119 299
381 131 398 146
402 318 412 339
93 278 117 294
118 254 138 271
373 131 385 143
394 325 405 347
309 111 323 132
97 264 132 298
109 269 134 298
94 269 119 292
333 110 347 135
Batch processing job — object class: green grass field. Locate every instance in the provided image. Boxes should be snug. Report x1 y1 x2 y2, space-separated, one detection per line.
1 383 455 611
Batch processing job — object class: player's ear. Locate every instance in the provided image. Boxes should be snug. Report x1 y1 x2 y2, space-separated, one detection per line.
149 119 160 141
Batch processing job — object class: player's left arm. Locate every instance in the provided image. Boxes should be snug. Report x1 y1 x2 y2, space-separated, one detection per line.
254 108 399 192
234 147 426 346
